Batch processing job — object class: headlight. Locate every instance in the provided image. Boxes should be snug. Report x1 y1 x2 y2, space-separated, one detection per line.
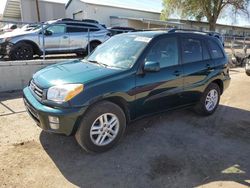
47 84 84 102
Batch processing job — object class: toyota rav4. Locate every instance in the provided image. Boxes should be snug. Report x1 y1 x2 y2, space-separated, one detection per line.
23 30 231 152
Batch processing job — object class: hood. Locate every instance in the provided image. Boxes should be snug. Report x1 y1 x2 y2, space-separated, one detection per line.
33 59 122 88
0 29 37 39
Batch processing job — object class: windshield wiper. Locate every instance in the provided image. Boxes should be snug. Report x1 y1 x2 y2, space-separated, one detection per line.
87 60 125 69
88 60 108 67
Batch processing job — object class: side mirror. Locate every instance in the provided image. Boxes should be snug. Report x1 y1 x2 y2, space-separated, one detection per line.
144 61 160 72
44 30 52 36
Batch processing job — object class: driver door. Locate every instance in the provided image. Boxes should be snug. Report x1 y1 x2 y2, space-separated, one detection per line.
135 36 184 117
41 24 69 52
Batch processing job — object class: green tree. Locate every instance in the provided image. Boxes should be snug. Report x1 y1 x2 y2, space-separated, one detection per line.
161 0 249 31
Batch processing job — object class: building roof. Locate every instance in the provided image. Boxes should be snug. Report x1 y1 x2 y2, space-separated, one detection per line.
3 0 65 19
110 16 184 26
4 0 21 19
66 0 162 14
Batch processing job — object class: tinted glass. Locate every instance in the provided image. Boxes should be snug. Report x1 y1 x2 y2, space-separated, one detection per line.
66 23 99 33
182 38 202 63
203 42 210 60
207 40 224 59
46 25 65 34
145 37 178 68
67 26 88 32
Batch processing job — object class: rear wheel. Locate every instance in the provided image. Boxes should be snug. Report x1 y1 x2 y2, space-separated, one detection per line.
194 83 221 116
75 101 126 153
9 42 34 60
89 41 101 53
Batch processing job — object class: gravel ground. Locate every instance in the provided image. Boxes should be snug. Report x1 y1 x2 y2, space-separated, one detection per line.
0 68 250 188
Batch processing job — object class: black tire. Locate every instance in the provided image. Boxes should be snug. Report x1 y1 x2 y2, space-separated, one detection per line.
75 101 126 153
89 41 101 52
246 70 250 76
9 42 34 60
194 83 221 116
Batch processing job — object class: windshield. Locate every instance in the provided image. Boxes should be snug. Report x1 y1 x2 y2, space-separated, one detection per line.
86 34 151 69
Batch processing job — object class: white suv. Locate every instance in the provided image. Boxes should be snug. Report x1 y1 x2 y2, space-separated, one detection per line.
0 19 111 60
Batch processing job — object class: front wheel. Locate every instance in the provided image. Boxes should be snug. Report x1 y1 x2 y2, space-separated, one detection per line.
75 101 126 153
194 83 221 116
9 42 34 60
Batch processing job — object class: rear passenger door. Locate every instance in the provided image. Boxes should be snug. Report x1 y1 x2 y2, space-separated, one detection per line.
66 23 101 51
66 23 88 51
181 36 214 104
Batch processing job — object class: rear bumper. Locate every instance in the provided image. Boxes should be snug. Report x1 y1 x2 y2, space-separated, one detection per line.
23 87 87 136
223 75 231 92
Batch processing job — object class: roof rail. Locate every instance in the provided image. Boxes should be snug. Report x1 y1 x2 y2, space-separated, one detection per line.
168 28 213 35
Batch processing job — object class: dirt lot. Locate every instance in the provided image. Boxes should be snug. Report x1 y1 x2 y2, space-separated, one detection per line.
0 68 250 188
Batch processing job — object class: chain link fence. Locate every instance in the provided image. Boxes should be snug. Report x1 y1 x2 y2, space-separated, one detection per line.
0 20 250 62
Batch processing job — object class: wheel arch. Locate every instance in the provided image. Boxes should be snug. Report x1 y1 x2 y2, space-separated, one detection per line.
211 79 224 95
13 40 41 55
89 40 102 45
71 96 131 136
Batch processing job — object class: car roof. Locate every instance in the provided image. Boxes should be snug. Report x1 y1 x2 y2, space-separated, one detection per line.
122 30 216 40
122 31 168 38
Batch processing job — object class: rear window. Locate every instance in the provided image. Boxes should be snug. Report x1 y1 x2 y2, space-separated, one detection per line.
207 40 224 59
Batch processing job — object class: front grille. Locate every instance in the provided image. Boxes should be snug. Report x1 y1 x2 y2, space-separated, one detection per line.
29 80 43 100
23 97 40 124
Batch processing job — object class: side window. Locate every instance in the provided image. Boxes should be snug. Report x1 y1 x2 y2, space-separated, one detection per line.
145 37 178 68
203 42 210 60
46 25 65 34
182 38 202 63
207 40 224 59
67 26 88 33
66 24 100 33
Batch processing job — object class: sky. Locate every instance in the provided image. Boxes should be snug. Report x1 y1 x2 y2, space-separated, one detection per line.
0 0 249 26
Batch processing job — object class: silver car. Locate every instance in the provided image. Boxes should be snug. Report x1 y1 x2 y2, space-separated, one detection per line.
0 19 111 60
245 55 250 76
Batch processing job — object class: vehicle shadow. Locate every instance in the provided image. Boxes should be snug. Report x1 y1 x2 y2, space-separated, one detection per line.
40 104 250 188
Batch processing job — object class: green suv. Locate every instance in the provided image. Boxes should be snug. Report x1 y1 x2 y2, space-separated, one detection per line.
23 30 230 152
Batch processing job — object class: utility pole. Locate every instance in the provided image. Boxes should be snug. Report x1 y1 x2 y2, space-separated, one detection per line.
35 0 41 22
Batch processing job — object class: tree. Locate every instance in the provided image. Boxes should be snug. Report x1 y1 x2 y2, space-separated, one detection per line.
161 0 249 31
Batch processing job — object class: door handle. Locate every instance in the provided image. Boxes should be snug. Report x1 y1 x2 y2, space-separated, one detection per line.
206 64 214 72
173 70 180 77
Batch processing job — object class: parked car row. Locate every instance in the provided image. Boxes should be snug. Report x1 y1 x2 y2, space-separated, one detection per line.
0 18 111 60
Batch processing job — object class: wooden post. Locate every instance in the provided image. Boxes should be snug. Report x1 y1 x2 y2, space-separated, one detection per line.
35 0 40 22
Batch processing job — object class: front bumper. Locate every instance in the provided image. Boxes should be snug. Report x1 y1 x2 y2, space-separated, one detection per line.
0 42 12 56
23 87 87 135
246 61 250 71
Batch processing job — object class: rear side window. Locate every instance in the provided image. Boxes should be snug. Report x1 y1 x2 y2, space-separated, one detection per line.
207 40 224 59
66 23 100 33
182 38 203 64
145 37 178 68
